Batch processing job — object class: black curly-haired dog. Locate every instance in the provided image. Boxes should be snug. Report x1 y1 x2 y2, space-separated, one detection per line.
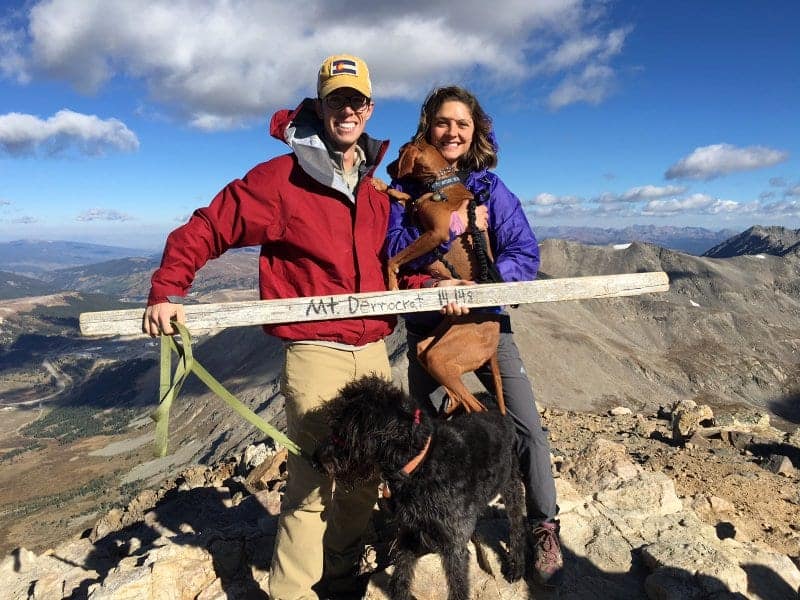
313 374 526 600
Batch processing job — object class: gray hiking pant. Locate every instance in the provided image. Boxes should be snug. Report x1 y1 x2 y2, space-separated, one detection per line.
406 314 558 524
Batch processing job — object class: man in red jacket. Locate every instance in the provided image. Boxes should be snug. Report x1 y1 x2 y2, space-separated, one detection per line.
144 54 394 599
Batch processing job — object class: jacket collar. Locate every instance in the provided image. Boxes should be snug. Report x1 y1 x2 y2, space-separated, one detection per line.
269 98 389 202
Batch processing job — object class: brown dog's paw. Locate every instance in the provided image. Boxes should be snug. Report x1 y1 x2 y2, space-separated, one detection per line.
371 177 389 192
372 177 412 206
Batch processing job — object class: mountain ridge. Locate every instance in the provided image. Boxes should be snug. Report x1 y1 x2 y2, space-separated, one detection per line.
0 225 738 280
703 225 800 258
537 224 739 255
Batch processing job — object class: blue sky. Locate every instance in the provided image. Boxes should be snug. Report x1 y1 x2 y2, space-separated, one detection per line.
0 0 798 250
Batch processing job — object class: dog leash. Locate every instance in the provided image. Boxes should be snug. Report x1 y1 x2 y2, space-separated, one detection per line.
152 321 308 462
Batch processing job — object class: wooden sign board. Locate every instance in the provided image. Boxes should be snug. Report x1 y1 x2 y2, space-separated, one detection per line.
79 271 670 337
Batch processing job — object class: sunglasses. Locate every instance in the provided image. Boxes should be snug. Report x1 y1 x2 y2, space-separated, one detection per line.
324 94 370 112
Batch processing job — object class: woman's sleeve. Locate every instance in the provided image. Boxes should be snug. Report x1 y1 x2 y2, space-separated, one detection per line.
488 175 540 282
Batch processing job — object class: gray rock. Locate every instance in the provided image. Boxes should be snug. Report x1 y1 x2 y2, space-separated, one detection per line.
715 411 771 431
763 454 795 476
786 427 800 448
242 443 269 470
670 399 714 442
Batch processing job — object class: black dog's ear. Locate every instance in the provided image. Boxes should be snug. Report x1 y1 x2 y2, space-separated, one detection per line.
392 389 431 451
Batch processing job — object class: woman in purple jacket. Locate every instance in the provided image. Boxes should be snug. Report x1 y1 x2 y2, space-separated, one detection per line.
386 85 563 586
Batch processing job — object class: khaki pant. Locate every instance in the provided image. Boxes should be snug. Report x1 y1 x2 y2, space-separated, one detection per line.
268 341 391 600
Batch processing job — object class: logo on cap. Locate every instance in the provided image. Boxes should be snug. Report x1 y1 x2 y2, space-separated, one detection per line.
331 59 358 76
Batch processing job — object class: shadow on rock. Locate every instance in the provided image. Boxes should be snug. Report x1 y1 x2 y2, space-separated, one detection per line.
742 563 800 600
74 475 277 598
769 390 800 426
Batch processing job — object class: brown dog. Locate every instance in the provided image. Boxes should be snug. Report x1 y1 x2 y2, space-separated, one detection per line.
378 140 506 416
382 140 474 291
416 313 504 415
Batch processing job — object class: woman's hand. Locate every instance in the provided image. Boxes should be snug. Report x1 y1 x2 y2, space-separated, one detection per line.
433 278 475 316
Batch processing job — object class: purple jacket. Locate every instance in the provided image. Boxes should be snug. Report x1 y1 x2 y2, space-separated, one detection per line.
386 169 540 331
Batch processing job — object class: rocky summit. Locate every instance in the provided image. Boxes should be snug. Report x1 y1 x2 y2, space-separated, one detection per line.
2 400 799 600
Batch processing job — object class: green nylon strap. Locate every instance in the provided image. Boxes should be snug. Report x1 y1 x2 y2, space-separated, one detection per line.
151 321 306 460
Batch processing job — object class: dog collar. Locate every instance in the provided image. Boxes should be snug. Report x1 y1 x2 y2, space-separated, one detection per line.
380 434 432 499
429 175 461 192
401 434 431 476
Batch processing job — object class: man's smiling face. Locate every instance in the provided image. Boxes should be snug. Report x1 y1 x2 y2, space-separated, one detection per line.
317 87 373 153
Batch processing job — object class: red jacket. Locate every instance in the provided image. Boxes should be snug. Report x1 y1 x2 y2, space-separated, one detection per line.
148 99 395 345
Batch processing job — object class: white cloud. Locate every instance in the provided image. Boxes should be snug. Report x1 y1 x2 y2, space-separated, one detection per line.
76 208 134 222
641 193 758 217
525 192 588 217
785 184 800 198
528 192 582 207
761 199 800 217
11 215 37 224
642 193 715 215
665 143 789 180
529 186 800 223
2 0 629 129
0 199 10 206
769 177 787 187
537 27 629 73
621 184 686 201
0 20 28 83
0 109 139 156
598 184 687 203
547 63 615 109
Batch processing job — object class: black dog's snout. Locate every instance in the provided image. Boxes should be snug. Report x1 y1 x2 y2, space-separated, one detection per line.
310 446 326 474
311 439 337 475
309 452 323 474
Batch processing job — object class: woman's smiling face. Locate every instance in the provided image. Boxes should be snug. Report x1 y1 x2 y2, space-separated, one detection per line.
429 100 475 168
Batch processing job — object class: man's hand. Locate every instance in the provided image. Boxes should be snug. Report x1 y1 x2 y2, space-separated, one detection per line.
434 278 475 316
143 302 186 337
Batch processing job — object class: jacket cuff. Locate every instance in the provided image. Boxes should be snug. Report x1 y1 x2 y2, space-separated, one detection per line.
147 287 186 306
398 273 434 290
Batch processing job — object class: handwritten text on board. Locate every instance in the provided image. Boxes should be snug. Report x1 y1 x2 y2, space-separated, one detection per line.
304 287 477 317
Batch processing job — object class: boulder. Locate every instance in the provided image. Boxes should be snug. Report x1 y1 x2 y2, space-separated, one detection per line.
670 399 714 442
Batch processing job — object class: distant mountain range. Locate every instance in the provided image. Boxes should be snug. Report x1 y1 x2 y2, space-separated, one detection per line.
0 242 259 301
0 240 157 275
0 226 795 301
536 224 739 256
